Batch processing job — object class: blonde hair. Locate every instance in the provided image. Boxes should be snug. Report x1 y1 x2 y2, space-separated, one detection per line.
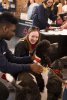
2 0 10 9
42 0 54 10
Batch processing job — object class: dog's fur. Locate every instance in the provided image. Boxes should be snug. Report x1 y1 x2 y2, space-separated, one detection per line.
15 73 41 100
46 56 67 100
36 40 63 100
36 39 51 66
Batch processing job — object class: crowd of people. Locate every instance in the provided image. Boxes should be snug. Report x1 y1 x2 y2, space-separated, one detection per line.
0 0 67 100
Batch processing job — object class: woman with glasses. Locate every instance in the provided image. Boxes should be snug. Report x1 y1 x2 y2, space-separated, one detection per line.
14 26 40 57
33 0 56 30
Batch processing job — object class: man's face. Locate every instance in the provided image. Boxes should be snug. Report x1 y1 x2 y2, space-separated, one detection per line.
3 23 16 40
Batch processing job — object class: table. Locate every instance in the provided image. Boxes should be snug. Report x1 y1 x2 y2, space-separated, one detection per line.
40 29 67 43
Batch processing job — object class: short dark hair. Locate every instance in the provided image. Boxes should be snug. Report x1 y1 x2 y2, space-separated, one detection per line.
0 12 18 25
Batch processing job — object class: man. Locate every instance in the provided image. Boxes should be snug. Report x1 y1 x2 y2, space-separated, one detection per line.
0 12 43 99
0 12 43 75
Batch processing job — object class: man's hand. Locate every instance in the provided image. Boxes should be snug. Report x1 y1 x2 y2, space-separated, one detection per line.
30 63 43 74
31 54 41 61
60 22 67 30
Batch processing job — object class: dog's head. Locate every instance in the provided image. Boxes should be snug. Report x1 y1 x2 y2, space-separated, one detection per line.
36 39 51 58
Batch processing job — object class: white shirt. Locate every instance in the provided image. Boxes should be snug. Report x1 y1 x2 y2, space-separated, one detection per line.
62 5 67 13
27 3 39 20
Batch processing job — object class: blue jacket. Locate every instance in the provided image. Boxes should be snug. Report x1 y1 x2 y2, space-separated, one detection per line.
33 4 56 29
0 39 32 76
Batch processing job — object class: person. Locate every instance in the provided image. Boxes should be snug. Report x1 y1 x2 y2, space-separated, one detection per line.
33 0 57 30
62 0 67 13
0 12 43 77
2 0 10 11
27 0 39 20
52 0 63 26
14 26 40 57
27 0 35 8
60 21 67 29
53 0 62 16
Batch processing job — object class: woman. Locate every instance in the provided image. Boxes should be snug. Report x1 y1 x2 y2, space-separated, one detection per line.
53 0 62 16
2 0 10 11
33 0 56 30
14 26 40 57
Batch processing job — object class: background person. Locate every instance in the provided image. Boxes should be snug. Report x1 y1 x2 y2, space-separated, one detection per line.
62 0 67 13
27 0 39 20
33 0 57 30
52 0 63 26
60 21 67 29
53 0 62 16
2 0 10 11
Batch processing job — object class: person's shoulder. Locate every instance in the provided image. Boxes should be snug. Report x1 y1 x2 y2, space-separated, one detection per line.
38 4 45 10
17 38 28 46
57 3 62 7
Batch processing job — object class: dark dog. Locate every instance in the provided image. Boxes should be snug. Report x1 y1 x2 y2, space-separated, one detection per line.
36 40 63 100
47 56 67 100
16 40 66 100
16 73 41 100
36 39 51 66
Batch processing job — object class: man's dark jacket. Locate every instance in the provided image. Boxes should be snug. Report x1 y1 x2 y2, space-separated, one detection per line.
0 39 32 76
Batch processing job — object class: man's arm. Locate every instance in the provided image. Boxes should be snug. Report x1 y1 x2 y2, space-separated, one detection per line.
5 50 33 64
3 40 33 64
0 54 31 76
0 54 43 76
